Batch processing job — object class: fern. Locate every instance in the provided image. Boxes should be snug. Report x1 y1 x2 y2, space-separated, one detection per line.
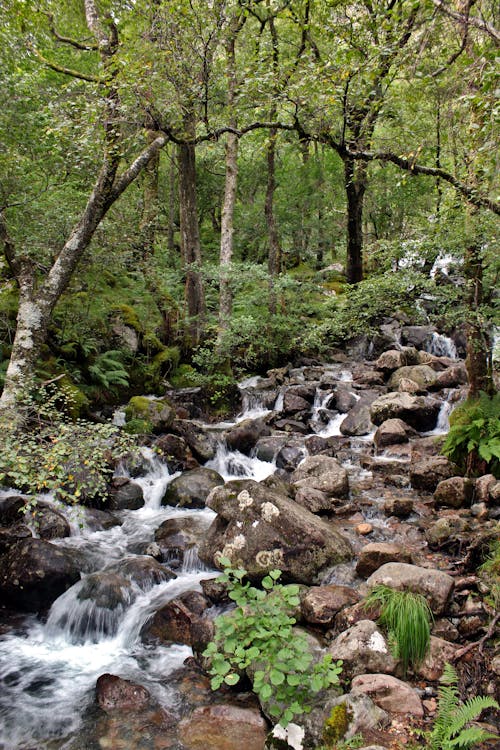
443 392 500 477
430 663 499 750
88 350 129 390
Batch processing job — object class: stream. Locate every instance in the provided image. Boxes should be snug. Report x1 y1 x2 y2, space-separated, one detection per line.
0 351 461 750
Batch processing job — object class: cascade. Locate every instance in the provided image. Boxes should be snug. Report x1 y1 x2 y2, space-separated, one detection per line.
426 331 457 359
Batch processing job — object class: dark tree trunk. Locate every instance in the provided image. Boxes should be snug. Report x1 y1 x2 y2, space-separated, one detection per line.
265 127 281 314
344 155 367 285
464 242 493 396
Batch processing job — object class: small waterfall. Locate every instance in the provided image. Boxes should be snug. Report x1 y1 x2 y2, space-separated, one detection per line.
426 332 457 359
206 441 276 482
316 411 346 438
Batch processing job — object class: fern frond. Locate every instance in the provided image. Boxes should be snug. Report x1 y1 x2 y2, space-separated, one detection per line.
447 696 499 739
448 725 499 749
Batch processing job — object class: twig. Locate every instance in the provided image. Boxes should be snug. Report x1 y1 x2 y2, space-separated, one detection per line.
452 612 500 661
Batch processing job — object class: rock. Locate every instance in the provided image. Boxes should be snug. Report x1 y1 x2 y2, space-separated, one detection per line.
96 674 150 712
328 620 397 677
27 504 71 540
171 419 217 462
351 674 424 717
178 704 268 750
370 393 441 431
107 556 176 589
340 403 374 437
388 365 438 391
301 585 360 627
108 477 144 510
334 388 358 413
154 433 198 471
144 591 209 646
490 481 500 504
161 467 224 509
398 377 420 393
291 455 349 498
375 349 415 373
0 538 80 611
432 618 459 642
124 395 175 433
366 563 454 615
356 543 412 578
475 474 496 503
434 477 474 508
294 486 337 514
401 326 436 350
155 516 211 567
283 390 312 415
357 523 373 536
198 480 352 584
414 636 459 681
410 455 458 492
383 497 414 518
225 418 271 455
435 364 468 388
254 436 289 462
425 516 468 548
374 419 414 449
276 446 306 471
78 570 134 610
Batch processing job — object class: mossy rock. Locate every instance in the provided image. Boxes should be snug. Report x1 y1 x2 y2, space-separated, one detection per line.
153 346 180 376
111 304 143 333
322 703 350 745
124 395 175 434
56 375 90 419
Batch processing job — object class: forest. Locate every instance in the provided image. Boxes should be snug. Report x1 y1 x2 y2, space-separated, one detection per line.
0 1 499 749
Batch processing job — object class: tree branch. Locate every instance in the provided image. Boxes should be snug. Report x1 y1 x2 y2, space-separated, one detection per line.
28 44 102 83
341 146 500 215
432 0 500 45
42 10 98 51
0 210 21 279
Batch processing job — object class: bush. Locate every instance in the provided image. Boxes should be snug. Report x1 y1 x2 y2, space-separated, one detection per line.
203 560 343 727
442 392 500 477
364 584 432 675
0 385 136 505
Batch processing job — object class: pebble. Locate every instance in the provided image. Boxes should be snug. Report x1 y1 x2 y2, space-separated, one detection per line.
356 523 373 535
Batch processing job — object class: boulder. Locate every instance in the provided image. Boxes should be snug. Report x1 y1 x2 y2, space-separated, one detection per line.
425 516 469 548
282 389 312 415
366 562 454 615
414 636 459 681
327 620 398 677
254 435 289 462
300 692 389 748
383 497 414 518
124 395 175 434
351 674 424 717
276 445 306 471
294 486 338 514
106 556 176 589
374 419 413 449
171 419 217 462
0 538 80 611
198 480 352 584
334 388 358 413
291 455 349 498
356 543 412 578
370 393 441 431
434 477 474 508
388 365 438 391
475 474 496 503
301 585 360 627
161 467 224 509
340 403 374 437
144 591 209 646
410 456 458 492
375 349 418 373
401 326 436 350
77 570 135 610
155 516 211 567
96 674 150 713
26 504 71 540
435 364 468 388
108 477 144 510
178 704 268 750
225 418 271 455
153 433 198 472
398 378 420 393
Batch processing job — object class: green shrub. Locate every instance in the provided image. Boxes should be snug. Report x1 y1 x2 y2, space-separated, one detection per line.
203 560 343 727
364 584 433 675
0 385 136 505
442 392 500 477
430 663 498 750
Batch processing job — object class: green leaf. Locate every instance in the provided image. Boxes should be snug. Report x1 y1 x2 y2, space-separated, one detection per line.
270 669 285 685
224 673 240 686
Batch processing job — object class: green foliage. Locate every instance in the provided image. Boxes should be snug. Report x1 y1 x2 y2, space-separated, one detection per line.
315 733 364 750
365 584 432 675
479 539 500 611
0 385 136 505
87 350 130 391
430 663 499 750
322 704 350 745
442 392 500 478
203 560 343 727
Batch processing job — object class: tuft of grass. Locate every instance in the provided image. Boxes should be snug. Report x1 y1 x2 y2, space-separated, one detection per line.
364 584 433 675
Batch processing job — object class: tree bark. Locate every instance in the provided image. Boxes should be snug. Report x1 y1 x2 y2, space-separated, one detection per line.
266 126 281 314
464 242 493 396
344 155 367 285
178 117 205 346
219 131 239 333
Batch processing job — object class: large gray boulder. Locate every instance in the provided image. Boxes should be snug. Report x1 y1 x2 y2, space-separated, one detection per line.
410 455 458 492
327 620 398 677
434 477 474 508
370 392 441 431
161 467 224 509
0 538 80 611
351 674 424 717
198 480 352 584
366 562 454 615
340 402 374 437
291 455 349 498
388 365 438 391
224 418 271 455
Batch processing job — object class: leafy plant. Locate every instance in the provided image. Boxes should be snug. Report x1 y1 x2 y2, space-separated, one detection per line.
442 392 500 478
364 584 433 675
429 662 498 750
0 384 136 505
203 560 343 727
88 349 130 390
479 539 500 611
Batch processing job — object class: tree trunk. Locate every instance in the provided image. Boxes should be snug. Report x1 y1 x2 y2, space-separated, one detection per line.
219 130 239 334
178 121 205 346
265 127 281 314
167 146 176 256
464 242 493 396
344 155 367 285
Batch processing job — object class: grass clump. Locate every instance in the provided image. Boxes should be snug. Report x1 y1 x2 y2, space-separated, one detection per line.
364 584 433 675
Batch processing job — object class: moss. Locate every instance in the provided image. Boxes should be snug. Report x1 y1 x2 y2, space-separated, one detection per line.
323 703 350 746
125 396 151 419
153 346 180 375
123 417 152 435
111 304 143 333
169 364 203 388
